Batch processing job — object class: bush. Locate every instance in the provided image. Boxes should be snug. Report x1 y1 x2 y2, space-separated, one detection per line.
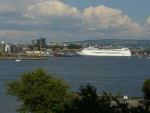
7 68 69 113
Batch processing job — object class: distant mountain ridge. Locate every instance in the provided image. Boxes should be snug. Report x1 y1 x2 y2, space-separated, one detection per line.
70 39 150 49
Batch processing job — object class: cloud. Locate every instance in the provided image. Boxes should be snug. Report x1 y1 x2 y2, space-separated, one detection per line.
0 30 39 43
20 0 82 32
143 16 150 33
25 0 81 19
0 5 24 28
82 5 142 32
0 6 16 13
146 16 150 26
24 3 143 34
0 5 20 20
0 1 149 42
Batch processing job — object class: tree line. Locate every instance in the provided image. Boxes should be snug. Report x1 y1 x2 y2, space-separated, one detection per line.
6 68 150 113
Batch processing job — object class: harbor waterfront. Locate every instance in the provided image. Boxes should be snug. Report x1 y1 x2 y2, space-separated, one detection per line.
0 56 150 112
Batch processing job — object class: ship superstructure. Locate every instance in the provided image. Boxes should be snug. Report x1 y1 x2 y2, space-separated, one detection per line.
78 47 131 56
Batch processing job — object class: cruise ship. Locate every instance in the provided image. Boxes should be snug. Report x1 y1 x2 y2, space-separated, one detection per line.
77 47 131 56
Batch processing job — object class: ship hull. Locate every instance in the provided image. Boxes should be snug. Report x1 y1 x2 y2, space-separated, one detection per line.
78 47 131 56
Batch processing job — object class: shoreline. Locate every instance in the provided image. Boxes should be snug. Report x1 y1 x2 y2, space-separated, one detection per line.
0 57 48 60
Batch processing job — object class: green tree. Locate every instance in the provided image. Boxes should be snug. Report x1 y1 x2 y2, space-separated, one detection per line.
142 78 150 112
68 44 82 49
143 78 150 99
6 68 69 113
73 83 100 113
73 83 143 113
74 84 117 113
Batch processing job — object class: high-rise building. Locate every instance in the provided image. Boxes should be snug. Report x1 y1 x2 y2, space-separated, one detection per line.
10 44 17 53
10 44 20 53
32 40 36 46
36 38 46 48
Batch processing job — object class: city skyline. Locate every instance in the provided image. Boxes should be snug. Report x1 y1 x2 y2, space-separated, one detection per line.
0 0 150 43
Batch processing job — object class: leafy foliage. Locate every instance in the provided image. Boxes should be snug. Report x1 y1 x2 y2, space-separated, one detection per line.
7 68 69 113
76 83 100 113
71 83 147 113
6 71 150 113
67 44 82 49
142 78 150 100
142 78 150 112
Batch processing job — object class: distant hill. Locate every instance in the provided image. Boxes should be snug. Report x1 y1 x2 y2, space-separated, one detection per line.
68 39 150 49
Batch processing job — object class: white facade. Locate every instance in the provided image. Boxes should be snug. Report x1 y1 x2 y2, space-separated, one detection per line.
5 44 11 53
78 47 131 56
26 51 45 55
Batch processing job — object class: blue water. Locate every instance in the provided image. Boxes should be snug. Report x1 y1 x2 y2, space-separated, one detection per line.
0 56 150 113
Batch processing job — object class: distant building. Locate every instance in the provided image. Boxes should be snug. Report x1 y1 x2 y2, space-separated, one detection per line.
0 41 11 53
5 44 10 53
36 38 46 48
0 41 5 52
26 50 45 56
32 40 36 46
10 44 20 53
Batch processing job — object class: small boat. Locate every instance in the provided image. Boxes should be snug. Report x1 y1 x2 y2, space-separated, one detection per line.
53 53 64 57
15 59 21 62
15 54 21 62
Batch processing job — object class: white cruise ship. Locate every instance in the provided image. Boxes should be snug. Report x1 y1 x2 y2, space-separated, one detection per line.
77 47 131 56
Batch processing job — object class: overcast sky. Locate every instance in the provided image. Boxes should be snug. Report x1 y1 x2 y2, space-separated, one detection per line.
0 0 150 43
